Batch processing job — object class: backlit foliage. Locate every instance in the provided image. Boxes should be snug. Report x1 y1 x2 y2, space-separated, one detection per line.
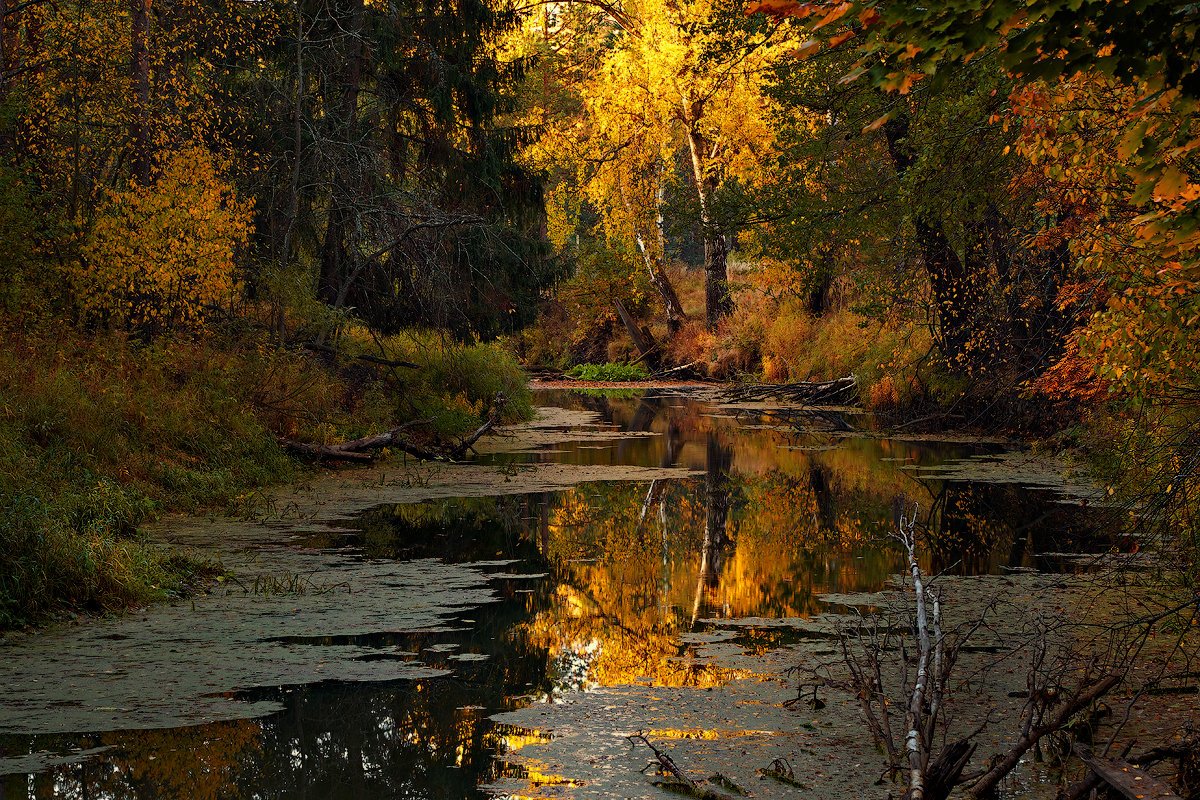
1011 76 1200 396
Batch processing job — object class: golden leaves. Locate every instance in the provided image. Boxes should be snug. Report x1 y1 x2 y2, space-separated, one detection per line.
74 145 252 330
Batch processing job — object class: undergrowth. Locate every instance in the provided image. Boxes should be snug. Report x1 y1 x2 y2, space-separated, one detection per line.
0 322 530 629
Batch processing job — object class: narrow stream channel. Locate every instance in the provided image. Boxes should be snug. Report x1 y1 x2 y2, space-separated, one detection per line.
0 389 1118 799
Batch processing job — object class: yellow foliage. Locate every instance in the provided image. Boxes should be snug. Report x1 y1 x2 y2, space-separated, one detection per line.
75 146 252 330
505 0 788 265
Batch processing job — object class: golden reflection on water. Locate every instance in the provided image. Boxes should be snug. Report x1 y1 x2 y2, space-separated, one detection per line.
4 393 1106 799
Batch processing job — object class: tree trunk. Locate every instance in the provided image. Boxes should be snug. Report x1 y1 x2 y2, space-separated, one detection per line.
621 180 688 334
634 230 688 334
317 0 366 307
918 219 977 364
687 125 733 330
280 1 304 274
615 296 658 368
883 115 980 365
129 0 152 183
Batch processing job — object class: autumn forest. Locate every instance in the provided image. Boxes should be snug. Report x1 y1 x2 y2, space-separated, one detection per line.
0 0 1198 797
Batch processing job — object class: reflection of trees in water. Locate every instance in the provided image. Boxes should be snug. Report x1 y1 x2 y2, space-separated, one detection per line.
809 463 837 532
6 397 1115 797
3 721 261 800
7 598 557 799
693 432 734 626
922 481 1110 575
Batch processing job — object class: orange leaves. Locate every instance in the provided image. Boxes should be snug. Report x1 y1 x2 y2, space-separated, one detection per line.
74 145 251 331
1009 72 1200 395
1152 166 1197 204
744 0 815 16
878 70 923 94
827 29 856 48
811 1 853 29
746 0 865 67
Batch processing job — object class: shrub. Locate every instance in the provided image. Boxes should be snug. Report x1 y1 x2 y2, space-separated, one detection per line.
0 321 532 628
75 145 252 332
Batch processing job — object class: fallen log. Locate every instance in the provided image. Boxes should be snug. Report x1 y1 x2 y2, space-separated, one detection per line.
723 376 858 406
281 427 442 463
281 441 376 462
649 361 707 380
281 393 507 464
1072 744 1183 800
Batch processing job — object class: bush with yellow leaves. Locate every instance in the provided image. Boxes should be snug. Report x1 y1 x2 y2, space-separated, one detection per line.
76 145 252 331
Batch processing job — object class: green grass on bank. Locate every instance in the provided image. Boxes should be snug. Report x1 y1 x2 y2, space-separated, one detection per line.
565 362 650 382
0 324 531 630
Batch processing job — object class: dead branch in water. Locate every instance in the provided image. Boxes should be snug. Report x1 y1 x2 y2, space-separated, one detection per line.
449 393 507 459
280 393 505 464
816 503 1124 800
628 734 742 800
722 375 858 405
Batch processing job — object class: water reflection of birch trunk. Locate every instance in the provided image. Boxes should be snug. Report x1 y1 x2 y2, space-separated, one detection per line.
691 432 733 627
639 418 682 529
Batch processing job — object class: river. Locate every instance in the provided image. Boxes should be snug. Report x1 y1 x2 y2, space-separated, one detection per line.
0 388 1139 799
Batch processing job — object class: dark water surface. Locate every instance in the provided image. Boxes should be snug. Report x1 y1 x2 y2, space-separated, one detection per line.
0 390 1116 799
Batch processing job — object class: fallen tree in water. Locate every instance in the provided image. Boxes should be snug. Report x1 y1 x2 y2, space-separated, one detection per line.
722 375 858 405
281 394 506 463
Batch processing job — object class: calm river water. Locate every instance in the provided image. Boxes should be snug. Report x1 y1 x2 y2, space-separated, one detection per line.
0 389 1116 799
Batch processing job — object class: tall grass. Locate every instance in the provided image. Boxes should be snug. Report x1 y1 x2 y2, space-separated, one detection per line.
0 324 531 628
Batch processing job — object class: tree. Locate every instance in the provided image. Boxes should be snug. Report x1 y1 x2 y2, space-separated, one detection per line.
246 0 556 340
513 0 785 330
747 0 1200 397
77 146 252 331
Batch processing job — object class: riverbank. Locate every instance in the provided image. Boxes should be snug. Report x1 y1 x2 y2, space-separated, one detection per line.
0 324 530 630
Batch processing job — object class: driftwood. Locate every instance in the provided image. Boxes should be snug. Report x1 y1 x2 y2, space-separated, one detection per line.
281 394 506 464
1071 743 1184 800
723 375 858 405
